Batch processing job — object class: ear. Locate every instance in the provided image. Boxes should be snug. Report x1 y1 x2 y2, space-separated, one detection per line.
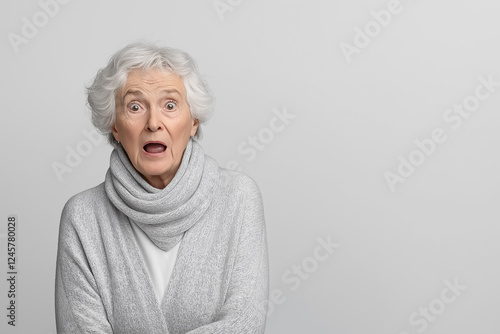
111 123 120 143
190 118 199 137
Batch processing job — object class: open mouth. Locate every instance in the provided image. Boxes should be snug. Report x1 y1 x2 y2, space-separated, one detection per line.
143 142 167 154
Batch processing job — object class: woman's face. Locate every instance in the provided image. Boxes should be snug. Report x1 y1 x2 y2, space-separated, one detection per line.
112 68 199 189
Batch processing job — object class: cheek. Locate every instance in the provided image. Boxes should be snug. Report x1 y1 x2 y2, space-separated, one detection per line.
169 116 192 135
117 117 141 135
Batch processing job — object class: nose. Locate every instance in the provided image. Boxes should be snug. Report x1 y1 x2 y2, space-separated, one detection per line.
145 107 162 132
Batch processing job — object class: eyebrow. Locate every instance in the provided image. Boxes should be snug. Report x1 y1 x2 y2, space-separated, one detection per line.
122 89 182 99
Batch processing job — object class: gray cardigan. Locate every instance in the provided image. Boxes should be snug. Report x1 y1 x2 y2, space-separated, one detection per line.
55 139 269 333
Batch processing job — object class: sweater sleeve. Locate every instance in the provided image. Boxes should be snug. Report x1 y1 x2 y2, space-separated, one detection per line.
186 178 270 334
55 198 114 334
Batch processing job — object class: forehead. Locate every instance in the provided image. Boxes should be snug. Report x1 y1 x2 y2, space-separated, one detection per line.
120 68 186 97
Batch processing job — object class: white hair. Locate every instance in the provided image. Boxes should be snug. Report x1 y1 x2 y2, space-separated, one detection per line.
87 41 214 146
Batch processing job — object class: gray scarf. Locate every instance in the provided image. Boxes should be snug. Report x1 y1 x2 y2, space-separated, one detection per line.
104 137 219 251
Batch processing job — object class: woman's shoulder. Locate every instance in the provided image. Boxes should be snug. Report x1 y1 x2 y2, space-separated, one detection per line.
216 167 263 201
60 183 108 224
215 168 266 232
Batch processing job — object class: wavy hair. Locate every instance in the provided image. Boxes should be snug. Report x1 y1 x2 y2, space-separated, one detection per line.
87 41 214 146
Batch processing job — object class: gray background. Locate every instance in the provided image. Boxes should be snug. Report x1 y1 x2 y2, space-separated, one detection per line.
1 0 499 333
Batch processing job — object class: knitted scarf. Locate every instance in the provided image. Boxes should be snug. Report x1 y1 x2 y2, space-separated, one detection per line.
104 137 219 251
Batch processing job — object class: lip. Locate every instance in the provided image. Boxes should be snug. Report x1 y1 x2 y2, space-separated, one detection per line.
142 141 168 157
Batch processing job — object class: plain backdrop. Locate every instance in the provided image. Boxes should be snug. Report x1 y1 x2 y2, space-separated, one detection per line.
1 0 500 333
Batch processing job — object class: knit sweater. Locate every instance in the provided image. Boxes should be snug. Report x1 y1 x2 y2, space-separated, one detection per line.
54 138 269 333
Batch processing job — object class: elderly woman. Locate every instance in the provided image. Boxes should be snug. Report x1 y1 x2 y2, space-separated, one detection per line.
55 42 269 333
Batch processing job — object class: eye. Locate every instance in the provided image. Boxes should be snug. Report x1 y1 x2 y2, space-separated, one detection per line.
165 100 177 111
128 102 141 113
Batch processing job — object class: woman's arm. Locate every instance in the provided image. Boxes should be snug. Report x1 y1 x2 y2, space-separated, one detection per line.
187 179 270 334
55 200 114 334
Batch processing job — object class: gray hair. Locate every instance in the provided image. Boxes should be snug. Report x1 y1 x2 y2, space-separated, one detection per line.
87 41 214 146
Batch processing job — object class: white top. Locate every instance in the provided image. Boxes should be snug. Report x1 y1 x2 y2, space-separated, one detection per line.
129 221 181 305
